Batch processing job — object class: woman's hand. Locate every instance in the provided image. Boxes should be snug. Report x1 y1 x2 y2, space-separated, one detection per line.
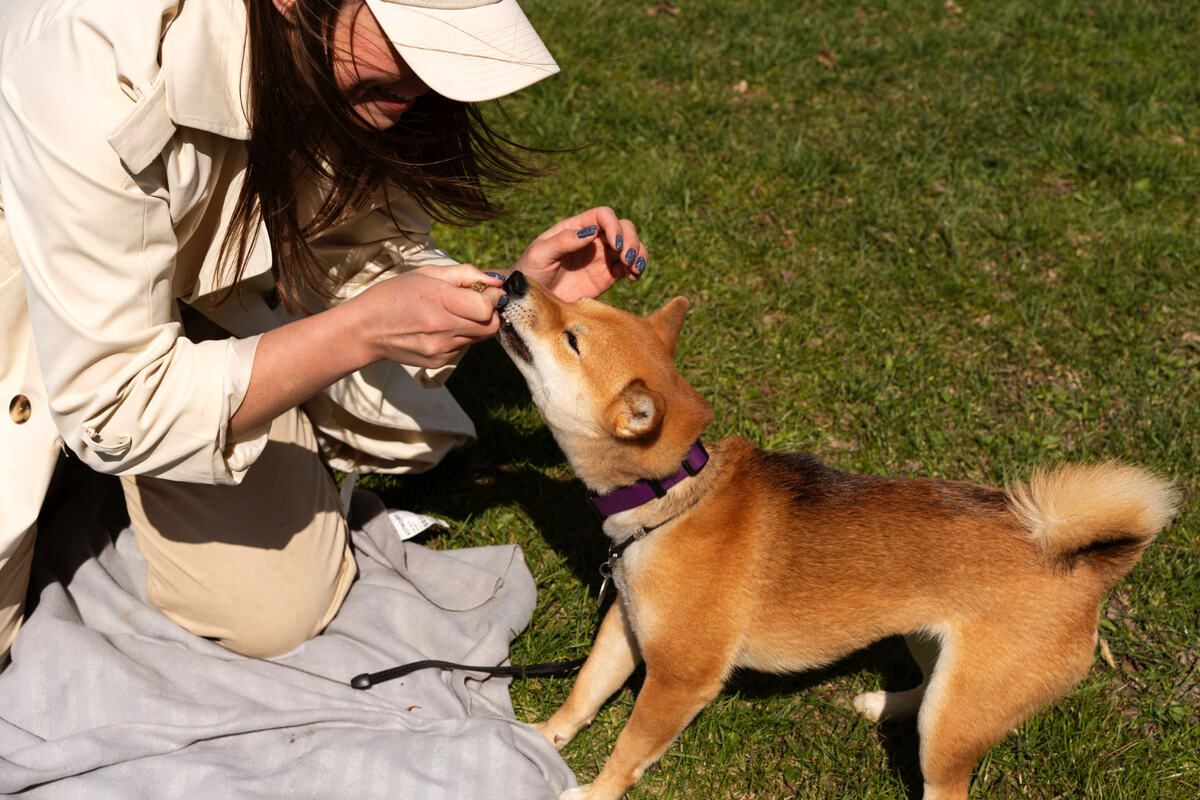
510 207 648 302
352 263 506 367
229 264 504 441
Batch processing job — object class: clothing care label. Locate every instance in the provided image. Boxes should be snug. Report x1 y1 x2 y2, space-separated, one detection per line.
387 509 450 541
338 471 448 541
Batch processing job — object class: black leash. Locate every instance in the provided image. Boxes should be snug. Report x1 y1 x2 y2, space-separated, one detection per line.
347 442 711 691
350 656 587 690
350 522 674 690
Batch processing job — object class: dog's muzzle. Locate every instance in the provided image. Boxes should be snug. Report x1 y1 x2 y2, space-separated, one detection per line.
502 270 528 298
497 271 532 363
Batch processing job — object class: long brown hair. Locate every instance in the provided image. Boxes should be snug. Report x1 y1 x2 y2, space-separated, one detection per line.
218 0 547 311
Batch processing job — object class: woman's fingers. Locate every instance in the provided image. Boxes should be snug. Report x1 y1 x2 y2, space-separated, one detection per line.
577 208 648 280
609 218 648 280
413 262 507 326
355 266 510 367
422 262 500 288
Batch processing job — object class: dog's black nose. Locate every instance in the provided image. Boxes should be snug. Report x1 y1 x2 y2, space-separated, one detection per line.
503 270 528 297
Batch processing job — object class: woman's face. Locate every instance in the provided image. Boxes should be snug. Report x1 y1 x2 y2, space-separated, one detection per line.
330 2 431 128
276 0 431 129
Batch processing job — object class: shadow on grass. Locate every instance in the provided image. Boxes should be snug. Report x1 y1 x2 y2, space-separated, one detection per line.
728 636 926 798
378 454 610 593
365 337 612 589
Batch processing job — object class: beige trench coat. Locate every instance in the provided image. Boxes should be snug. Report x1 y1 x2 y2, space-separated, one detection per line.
0 0 476 565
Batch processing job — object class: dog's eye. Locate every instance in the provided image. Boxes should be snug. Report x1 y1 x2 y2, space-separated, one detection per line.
565 330 580 353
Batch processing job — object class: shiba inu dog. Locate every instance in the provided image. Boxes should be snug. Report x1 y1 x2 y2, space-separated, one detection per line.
495 271 1178 800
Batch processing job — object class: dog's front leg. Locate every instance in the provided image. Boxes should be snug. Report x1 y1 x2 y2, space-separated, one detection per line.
537 599 641 750
564 666 725 800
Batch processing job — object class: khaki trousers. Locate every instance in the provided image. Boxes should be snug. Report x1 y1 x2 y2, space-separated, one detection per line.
121 408 356 658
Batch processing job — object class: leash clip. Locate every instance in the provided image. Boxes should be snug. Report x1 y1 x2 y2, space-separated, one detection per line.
597 561 614 607
596 527 651 606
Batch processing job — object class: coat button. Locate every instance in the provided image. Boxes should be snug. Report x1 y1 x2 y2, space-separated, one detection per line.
9 395 31 424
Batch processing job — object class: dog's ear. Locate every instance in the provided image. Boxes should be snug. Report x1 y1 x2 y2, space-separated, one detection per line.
648 297 690 356
607 379 665 440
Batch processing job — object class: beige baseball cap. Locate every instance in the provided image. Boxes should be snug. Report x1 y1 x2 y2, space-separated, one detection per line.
363 0 560 102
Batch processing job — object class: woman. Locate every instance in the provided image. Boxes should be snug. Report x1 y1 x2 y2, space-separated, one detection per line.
0 0 647 660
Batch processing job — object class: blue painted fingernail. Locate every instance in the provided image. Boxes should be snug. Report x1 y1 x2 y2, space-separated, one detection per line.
625 248 637 265
634 256 646 272
496 294 509 309
485 271 506 280
614 233 623 251
577 225 598 238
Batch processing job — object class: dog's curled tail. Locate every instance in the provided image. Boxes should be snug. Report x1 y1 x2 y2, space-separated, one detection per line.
1007 461 1179 577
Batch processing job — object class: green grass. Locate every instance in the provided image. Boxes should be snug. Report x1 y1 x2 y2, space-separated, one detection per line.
364 1 1199 797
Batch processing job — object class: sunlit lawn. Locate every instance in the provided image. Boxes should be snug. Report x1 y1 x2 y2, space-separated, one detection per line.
365 2 1200 797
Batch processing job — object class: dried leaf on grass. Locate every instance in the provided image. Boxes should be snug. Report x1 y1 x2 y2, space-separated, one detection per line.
1098 638 1118 670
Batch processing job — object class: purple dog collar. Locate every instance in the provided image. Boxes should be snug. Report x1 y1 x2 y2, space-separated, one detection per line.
590 441 709 518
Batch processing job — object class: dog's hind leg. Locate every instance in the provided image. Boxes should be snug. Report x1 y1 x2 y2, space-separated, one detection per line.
915 620 1095 800
853 628 942 722
537 600 642 750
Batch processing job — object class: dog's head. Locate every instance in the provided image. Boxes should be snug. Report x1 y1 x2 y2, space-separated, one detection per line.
497 271 714 493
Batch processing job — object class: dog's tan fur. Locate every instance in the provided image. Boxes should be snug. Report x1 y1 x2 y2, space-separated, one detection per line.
496 273 1179 800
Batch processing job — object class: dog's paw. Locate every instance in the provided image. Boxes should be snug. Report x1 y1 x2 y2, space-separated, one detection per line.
852 690 889 722
558 785 593 800
852 686 924 722
535 720 572 750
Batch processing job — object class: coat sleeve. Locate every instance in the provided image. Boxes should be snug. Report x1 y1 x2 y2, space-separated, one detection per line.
313 188 465 387
299 190 478 474
0 19 260 484
186 185 479 477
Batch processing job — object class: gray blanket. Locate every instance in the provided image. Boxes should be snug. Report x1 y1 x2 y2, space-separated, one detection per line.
0 480 576 799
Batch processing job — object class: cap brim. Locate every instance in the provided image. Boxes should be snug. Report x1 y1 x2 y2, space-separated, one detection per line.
364 0 559 103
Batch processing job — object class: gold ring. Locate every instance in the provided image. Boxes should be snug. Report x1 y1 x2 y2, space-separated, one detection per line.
470 281 488 293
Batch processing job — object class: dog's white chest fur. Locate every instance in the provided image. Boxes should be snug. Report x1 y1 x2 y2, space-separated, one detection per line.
605 529 660 641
